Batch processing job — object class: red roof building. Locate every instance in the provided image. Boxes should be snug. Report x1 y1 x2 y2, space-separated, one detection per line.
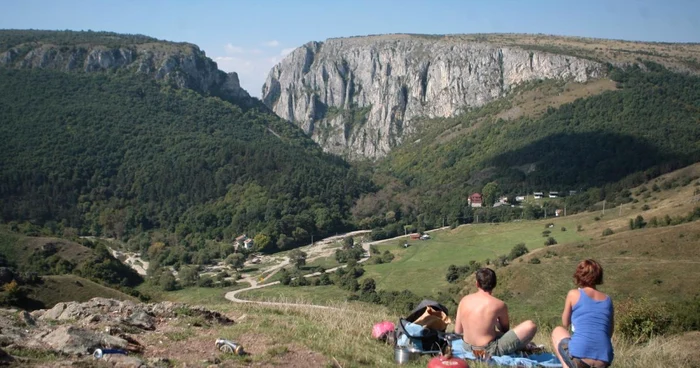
468 193 483 208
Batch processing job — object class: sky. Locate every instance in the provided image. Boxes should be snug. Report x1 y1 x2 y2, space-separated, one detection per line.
2 0 699 97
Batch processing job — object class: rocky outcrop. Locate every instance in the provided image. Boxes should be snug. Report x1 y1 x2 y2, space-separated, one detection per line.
0 298 233 366
0 41 250 101
262 34 605 159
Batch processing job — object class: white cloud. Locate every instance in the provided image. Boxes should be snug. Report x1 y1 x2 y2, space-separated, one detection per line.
263 40 280 47
224 43 244 54
280 47 296 56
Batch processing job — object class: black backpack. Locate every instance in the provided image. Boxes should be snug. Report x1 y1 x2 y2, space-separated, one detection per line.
394 299 450 353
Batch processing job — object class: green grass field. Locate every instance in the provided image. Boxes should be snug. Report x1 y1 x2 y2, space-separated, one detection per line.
362 218 586 295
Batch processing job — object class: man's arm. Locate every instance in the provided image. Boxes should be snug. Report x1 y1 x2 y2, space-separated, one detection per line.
454 300 463 334
497 303 510 333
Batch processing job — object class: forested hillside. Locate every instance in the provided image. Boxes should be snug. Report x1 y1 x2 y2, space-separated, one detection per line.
0 68 371 255
353 63 700 235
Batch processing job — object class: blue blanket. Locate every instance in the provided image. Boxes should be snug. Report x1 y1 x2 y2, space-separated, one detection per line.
450 339 562 367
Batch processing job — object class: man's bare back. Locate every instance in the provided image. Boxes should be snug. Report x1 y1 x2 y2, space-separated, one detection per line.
454 268 537 356
455 290 509 347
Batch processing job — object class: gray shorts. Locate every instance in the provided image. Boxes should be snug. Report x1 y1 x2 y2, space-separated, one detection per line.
463 330 523 356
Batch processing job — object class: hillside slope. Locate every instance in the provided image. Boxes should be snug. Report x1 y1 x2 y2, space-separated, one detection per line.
350 64 700 231
0 30 371 254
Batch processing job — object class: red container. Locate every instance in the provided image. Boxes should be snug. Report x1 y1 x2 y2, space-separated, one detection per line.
427 355 469 368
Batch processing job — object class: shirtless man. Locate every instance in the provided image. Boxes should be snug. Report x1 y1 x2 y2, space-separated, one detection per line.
454 268 537 356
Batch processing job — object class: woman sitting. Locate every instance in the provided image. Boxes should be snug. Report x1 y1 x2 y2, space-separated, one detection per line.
551 259 614 368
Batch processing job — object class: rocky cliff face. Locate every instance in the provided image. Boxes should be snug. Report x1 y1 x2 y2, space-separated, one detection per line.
0 41 250 101
262 35 605 159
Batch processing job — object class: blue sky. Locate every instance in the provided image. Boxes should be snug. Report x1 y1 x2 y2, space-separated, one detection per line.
2 0 699 96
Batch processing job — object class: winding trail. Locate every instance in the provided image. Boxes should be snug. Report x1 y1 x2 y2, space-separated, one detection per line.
224 227 449 308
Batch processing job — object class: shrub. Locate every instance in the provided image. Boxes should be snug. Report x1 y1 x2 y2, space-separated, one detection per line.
544 223 554 229
279 269 291 286
616 299 671 343
508 243 529 260
381 250 395 263
544 237 557 246
561 227 566 232
641 204 650 211
529 257 541 264
602 228 614 236
594 216 601 221
542 230 551 237
577 224 583 232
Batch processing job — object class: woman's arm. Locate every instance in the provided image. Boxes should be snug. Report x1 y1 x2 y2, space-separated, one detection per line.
561 289 576 329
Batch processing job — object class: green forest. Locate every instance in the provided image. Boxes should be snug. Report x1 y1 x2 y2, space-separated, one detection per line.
0 68 372 260
354 63 700 235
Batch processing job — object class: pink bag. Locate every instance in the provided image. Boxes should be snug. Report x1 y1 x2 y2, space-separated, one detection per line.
372 321 395 340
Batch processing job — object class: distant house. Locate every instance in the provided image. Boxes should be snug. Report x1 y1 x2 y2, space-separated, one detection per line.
555 209 564 217
410 233 421 240
569 190 577 196
533 192 544 199
515 196 526 202
468 193 483 208
243 238 255 250
498 196 509 204
549 192 559 198
234 234 248 251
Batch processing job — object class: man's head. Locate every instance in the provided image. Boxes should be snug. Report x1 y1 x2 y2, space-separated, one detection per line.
574 259 604 288
475 268 497 292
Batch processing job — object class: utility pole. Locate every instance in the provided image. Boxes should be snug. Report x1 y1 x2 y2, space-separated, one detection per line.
564 205 567 217
602 200 606 215
311 234 314 246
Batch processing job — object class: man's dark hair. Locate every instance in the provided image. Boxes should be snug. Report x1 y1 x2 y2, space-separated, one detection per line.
476 268 497 292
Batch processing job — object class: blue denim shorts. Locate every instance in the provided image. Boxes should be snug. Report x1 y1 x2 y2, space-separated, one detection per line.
557 338 586 368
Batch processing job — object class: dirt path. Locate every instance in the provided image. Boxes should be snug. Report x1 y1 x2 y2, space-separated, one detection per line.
225 227 448 308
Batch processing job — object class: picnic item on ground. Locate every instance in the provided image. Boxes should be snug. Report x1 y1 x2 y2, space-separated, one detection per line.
215 338 245 355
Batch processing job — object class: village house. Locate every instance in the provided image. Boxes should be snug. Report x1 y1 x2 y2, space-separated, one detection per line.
515 195 525 202
468 193 483 208
243 238 255 250
533 192 544 199
234 234 247 251
549 191 559 198
410 233 421 240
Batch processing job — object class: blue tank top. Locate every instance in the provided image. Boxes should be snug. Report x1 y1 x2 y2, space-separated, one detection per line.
569 289 614 363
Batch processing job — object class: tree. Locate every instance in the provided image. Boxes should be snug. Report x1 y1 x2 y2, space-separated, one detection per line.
159 272 178 291
482 182 500 207
289 249 307 268
634 215 646 229
226 253 246 270
178 266 199 287
343 237 354 249
253 234 271 252
360 278 376 293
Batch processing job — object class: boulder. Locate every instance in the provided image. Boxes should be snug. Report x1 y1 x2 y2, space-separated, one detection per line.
125 311 155 331
39 302 67 320
42 326 127 356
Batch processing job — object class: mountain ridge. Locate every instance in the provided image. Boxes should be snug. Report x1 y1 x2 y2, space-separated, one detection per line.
262 33 700 159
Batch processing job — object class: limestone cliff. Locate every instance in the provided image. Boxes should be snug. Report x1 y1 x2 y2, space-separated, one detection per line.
0 33 250 102
262 34 605 159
